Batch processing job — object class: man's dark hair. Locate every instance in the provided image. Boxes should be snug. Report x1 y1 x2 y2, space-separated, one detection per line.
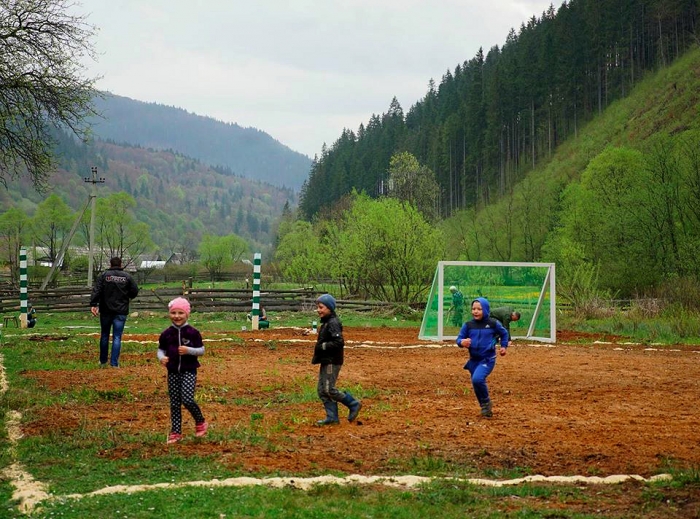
110 257 122 268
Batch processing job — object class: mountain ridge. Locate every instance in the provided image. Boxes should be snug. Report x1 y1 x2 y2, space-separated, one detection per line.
87 92 313 190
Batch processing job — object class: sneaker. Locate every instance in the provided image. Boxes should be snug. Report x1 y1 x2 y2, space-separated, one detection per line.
195 422 208 437
167 432 182 444
480 401 493 418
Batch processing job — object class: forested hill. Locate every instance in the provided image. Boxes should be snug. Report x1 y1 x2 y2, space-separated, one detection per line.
86 93 313 190
299 0 699 219
0 129 296 256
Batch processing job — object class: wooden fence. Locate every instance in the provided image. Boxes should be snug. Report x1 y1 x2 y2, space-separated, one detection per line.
0 286 386 315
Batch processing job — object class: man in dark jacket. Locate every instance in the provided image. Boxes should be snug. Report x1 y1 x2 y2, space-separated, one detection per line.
90 257 139 367
312 294 361 426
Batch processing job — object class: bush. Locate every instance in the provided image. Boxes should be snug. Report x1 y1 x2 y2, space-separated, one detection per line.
558 264 616 319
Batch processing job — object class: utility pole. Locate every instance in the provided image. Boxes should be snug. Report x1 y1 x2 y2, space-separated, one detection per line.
85 167 105 287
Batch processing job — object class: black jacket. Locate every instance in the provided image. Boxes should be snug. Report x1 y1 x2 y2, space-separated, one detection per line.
90 267 139 315
311 313 344 365
158 324 203 372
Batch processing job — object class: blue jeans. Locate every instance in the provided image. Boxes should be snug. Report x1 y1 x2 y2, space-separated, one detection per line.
99 313 127 366
464 356 496 405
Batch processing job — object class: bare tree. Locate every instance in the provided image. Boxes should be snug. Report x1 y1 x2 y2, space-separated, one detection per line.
94 193 154 268
0 0 98 188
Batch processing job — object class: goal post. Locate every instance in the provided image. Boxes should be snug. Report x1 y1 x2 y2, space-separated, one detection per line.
419 261 556 343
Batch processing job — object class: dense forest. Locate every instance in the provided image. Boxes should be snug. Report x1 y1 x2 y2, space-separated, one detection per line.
299 0 699 219
86 93 313 190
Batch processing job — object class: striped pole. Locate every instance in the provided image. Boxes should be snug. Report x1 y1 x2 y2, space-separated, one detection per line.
20 248 28 328
251 252 261 331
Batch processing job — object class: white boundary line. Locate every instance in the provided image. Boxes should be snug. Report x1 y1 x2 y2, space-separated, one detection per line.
0 354 51 514
59 472 671 502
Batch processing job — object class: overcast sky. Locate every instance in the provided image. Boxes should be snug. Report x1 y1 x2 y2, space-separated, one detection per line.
75 1 557 158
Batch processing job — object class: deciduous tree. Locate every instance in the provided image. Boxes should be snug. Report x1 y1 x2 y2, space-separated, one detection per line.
94 192 153 267
333 194 444 302
0 0 98 188
198 234 249 281
0 206 29 277
32 194 73 263
274 220 327 284
386 151 439 221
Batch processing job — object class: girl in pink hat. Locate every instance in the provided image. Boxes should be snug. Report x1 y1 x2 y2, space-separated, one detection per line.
158 297 208 444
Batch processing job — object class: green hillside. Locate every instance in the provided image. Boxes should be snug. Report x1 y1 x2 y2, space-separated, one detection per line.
0 130 297 259
443 45 700 297
299 0 698 220
274 46 700 304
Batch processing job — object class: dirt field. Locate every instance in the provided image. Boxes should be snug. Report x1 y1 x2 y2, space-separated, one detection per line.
24 326 700 478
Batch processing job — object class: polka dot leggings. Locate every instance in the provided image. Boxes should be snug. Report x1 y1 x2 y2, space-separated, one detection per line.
168 371 205 434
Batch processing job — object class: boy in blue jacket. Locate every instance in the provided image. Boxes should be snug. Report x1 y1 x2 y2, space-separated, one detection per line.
456 297 509 418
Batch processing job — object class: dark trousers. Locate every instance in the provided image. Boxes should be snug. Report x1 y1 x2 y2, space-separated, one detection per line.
317 364 345 403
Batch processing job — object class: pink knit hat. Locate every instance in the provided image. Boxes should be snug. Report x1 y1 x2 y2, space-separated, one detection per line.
168 297 191 316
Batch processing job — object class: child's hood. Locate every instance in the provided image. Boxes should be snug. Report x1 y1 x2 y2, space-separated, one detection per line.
473 297 491 319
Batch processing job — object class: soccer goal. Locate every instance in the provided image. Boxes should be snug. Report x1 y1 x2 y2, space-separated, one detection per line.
419 261 556 343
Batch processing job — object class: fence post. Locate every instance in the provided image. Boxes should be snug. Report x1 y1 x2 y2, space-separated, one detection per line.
251 252 261 330
20 248 28 328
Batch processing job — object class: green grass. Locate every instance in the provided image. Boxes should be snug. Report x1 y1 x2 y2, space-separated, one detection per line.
18 436 238 494
560 309 700 345
25 480 624 519
16 306 422 337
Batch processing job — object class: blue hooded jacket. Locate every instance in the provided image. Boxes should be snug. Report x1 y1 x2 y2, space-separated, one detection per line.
455 297 509 360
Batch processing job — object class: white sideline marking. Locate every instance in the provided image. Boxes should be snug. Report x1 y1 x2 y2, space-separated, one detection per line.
59 472 672 501
352 343 447 350
0 354 674 515
0 355 51 515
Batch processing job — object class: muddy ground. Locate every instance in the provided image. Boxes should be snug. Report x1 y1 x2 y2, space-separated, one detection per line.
24 326 700 478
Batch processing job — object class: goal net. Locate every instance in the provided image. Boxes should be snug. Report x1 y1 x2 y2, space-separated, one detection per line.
419 261 556 343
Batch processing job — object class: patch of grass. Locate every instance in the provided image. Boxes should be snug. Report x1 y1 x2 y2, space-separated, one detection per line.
669 466 700 486
34 481 613 519
0 480 17 514
409 455 452 474
191 385 234 404
17 432 239 495
384 455 466 477
560 310 700 345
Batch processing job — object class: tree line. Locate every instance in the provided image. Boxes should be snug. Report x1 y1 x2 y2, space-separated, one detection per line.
299 0 699 220
0 191 253 283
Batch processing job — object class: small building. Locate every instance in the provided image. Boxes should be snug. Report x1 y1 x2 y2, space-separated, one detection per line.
140 260 166 269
